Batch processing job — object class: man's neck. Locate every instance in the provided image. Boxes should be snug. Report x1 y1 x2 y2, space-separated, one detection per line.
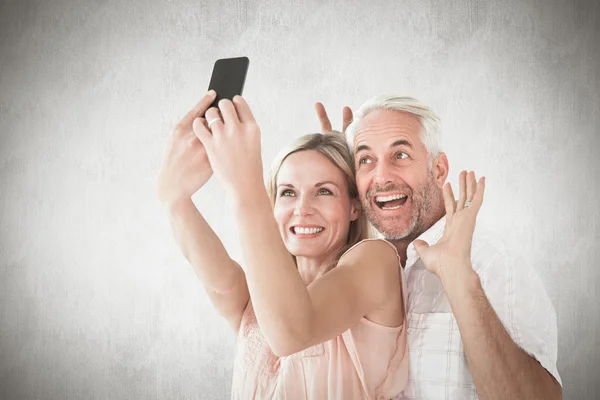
389 239 412 268
389 210 445 267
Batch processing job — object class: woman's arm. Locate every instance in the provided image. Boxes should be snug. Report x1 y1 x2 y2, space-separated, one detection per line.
232 194 402 356
165 198 249 333
157 91 249 333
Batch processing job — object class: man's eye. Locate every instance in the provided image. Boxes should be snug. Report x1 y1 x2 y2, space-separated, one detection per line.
395 152 408 160
358 157 372 165
280 189 295 197
318 188 332 195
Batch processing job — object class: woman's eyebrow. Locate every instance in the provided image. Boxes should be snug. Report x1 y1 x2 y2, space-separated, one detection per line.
315 181 339 188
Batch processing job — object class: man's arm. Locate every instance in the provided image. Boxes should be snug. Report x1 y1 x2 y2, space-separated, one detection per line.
442 267 562 400
413 172 561 399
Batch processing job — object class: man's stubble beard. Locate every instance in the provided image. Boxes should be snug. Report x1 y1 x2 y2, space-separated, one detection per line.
362 172 441 242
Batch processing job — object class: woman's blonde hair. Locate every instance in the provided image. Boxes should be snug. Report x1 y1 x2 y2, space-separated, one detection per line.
266 132 371 276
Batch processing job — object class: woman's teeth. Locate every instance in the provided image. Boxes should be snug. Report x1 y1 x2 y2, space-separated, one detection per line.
293 227 324 235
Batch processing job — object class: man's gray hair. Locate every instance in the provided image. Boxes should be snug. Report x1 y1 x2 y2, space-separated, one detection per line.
345 95 443 159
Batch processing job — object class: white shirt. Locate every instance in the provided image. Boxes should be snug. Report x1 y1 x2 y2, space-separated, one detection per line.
394 217 561 399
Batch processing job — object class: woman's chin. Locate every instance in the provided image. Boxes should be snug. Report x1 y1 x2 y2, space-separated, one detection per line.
286 234 348 261
288 245 325 260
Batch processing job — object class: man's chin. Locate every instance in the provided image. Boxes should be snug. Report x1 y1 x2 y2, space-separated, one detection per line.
373 223 412 240
380 229 412 241
363 203 416 236
369 215 415 240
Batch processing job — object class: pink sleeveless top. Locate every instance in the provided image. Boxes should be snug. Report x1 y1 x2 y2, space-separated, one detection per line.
230 239 408 400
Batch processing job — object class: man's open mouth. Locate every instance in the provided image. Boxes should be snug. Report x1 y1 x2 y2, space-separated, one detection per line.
374 194 408 210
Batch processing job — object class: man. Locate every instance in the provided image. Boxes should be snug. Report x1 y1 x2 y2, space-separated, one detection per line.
316 95 562 399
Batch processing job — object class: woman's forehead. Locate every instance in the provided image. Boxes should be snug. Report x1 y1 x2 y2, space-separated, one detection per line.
277 151 346 185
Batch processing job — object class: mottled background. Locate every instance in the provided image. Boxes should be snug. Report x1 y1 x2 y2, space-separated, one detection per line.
1 0 598 399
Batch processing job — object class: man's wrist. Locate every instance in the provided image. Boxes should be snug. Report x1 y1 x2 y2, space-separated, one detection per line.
439 265 483 301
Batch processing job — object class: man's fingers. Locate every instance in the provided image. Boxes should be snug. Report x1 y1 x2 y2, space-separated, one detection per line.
315 103 353 135
342 106 353 134
413 239 430 258
179 90 217 129
232 96 256 124
466 171 477 202
315 102 332 132
472 176 486 211
443 182 456 217
456 170 468 210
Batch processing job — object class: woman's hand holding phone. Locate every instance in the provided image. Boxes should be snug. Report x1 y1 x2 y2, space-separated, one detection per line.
157 91 216 210
193 97 264 201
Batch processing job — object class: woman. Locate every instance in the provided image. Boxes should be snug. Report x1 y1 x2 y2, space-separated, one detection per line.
157 90 408 399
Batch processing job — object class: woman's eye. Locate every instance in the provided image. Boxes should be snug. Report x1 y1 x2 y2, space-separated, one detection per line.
280 189 295 197
318 188 332 195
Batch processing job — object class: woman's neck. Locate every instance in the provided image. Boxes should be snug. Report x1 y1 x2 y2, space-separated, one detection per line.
296 256 329 285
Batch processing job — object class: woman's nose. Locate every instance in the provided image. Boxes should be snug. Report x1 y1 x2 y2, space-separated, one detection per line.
293 195 315 216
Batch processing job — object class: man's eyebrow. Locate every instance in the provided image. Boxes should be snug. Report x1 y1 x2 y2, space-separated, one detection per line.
391 139 413 149
355 139 413 154
355 144 371 153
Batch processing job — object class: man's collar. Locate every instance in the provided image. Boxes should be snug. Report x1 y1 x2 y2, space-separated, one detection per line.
405 215 446 270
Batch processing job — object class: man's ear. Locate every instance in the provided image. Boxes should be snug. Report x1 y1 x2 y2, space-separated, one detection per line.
350 198 361 221
432 152 449 189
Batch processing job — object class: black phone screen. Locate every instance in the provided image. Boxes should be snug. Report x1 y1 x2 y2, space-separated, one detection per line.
207 57 249 110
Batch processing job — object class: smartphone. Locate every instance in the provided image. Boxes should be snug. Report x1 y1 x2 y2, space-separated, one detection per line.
207 57 250 111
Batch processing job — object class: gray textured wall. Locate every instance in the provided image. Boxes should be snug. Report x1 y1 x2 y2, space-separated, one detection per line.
1 0 598 399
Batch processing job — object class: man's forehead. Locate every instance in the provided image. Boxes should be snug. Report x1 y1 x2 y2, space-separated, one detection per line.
353 110 422 150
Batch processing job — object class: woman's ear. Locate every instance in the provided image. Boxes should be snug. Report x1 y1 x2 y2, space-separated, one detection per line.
350 198 361 221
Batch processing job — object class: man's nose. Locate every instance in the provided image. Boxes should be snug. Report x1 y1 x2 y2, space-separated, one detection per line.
373 158 395 187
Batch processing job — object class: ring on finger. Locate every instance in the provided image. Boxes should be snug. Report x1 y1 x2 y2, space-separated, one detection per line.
207 117 223 129
464 201 471 207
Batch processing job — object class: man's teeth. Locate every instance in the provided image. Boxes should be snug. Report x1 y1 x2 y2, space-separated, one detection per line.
293 227 324 235
375 194 407 202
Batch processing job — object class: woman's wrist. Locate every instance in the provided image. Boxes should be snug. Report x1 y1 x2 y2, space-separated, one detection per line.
162 195 197 218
